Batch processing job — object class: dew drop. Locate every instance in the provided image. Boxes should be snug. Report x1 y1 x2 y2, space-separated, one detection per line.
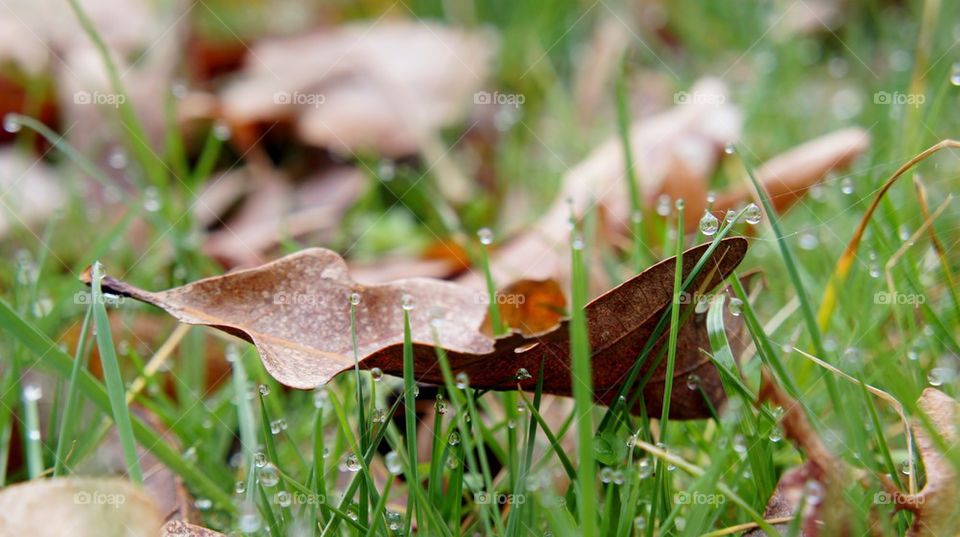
3 114 21 133
638 458 653 479
349 292 361 306
258 463 279 487
345 454 361 472
401 294 414 311
699 211 719 236
840 177 854 195
212 120 231 141
477 227 494 245
235 480 247 494
23 385 42 402
674 198 685 211
370 367 383 382
258 384 271 396
728 297 743 316
723 143 736 155
515 367 532 380
634 515 647 530
900 459 912 476
686 374 700 391
769 428 783 443
385 451 403 475
275 491 291 507
599 466 614 483
724 209 737 223
743 203 762 225
435 395 449 415
951 62 960 86
655 194 672 216
107 148 128 169
448 431 461 446
254 451 267 468
371 408 386 423
455 372 470 389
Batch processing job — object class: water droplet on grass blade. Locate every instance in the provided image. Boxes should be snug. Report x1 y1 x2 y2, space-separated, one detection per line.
728 297 743 316
385 451 402 475
3 114 21 133
345 454 361 472
840 177 854 195
455 372 470 389
699 211 719 235
258 463 279 487
743 203 762 224
477 227 493 245
370 367 383 382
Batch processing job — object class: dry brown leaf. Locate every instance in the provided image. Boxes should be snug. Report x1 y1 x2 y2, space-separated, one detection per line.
881 388 959 537
220 20 495 157
480 279 566 337
203 164 364 268
747 370 847 537
0 477 163 537
85 238 748 419
715 128 870 215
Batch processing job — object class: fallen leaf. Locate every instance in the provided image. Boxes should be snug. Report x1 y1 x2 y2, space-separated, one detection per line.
220 20 495 158
85 237 748 419
0 477 163 537
714 128 870 215
480 279 566 337
881 388 959 537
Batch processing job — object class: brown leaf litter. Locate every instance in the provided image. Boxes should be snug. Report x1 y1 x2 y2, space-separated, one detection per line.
84 238 749 420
